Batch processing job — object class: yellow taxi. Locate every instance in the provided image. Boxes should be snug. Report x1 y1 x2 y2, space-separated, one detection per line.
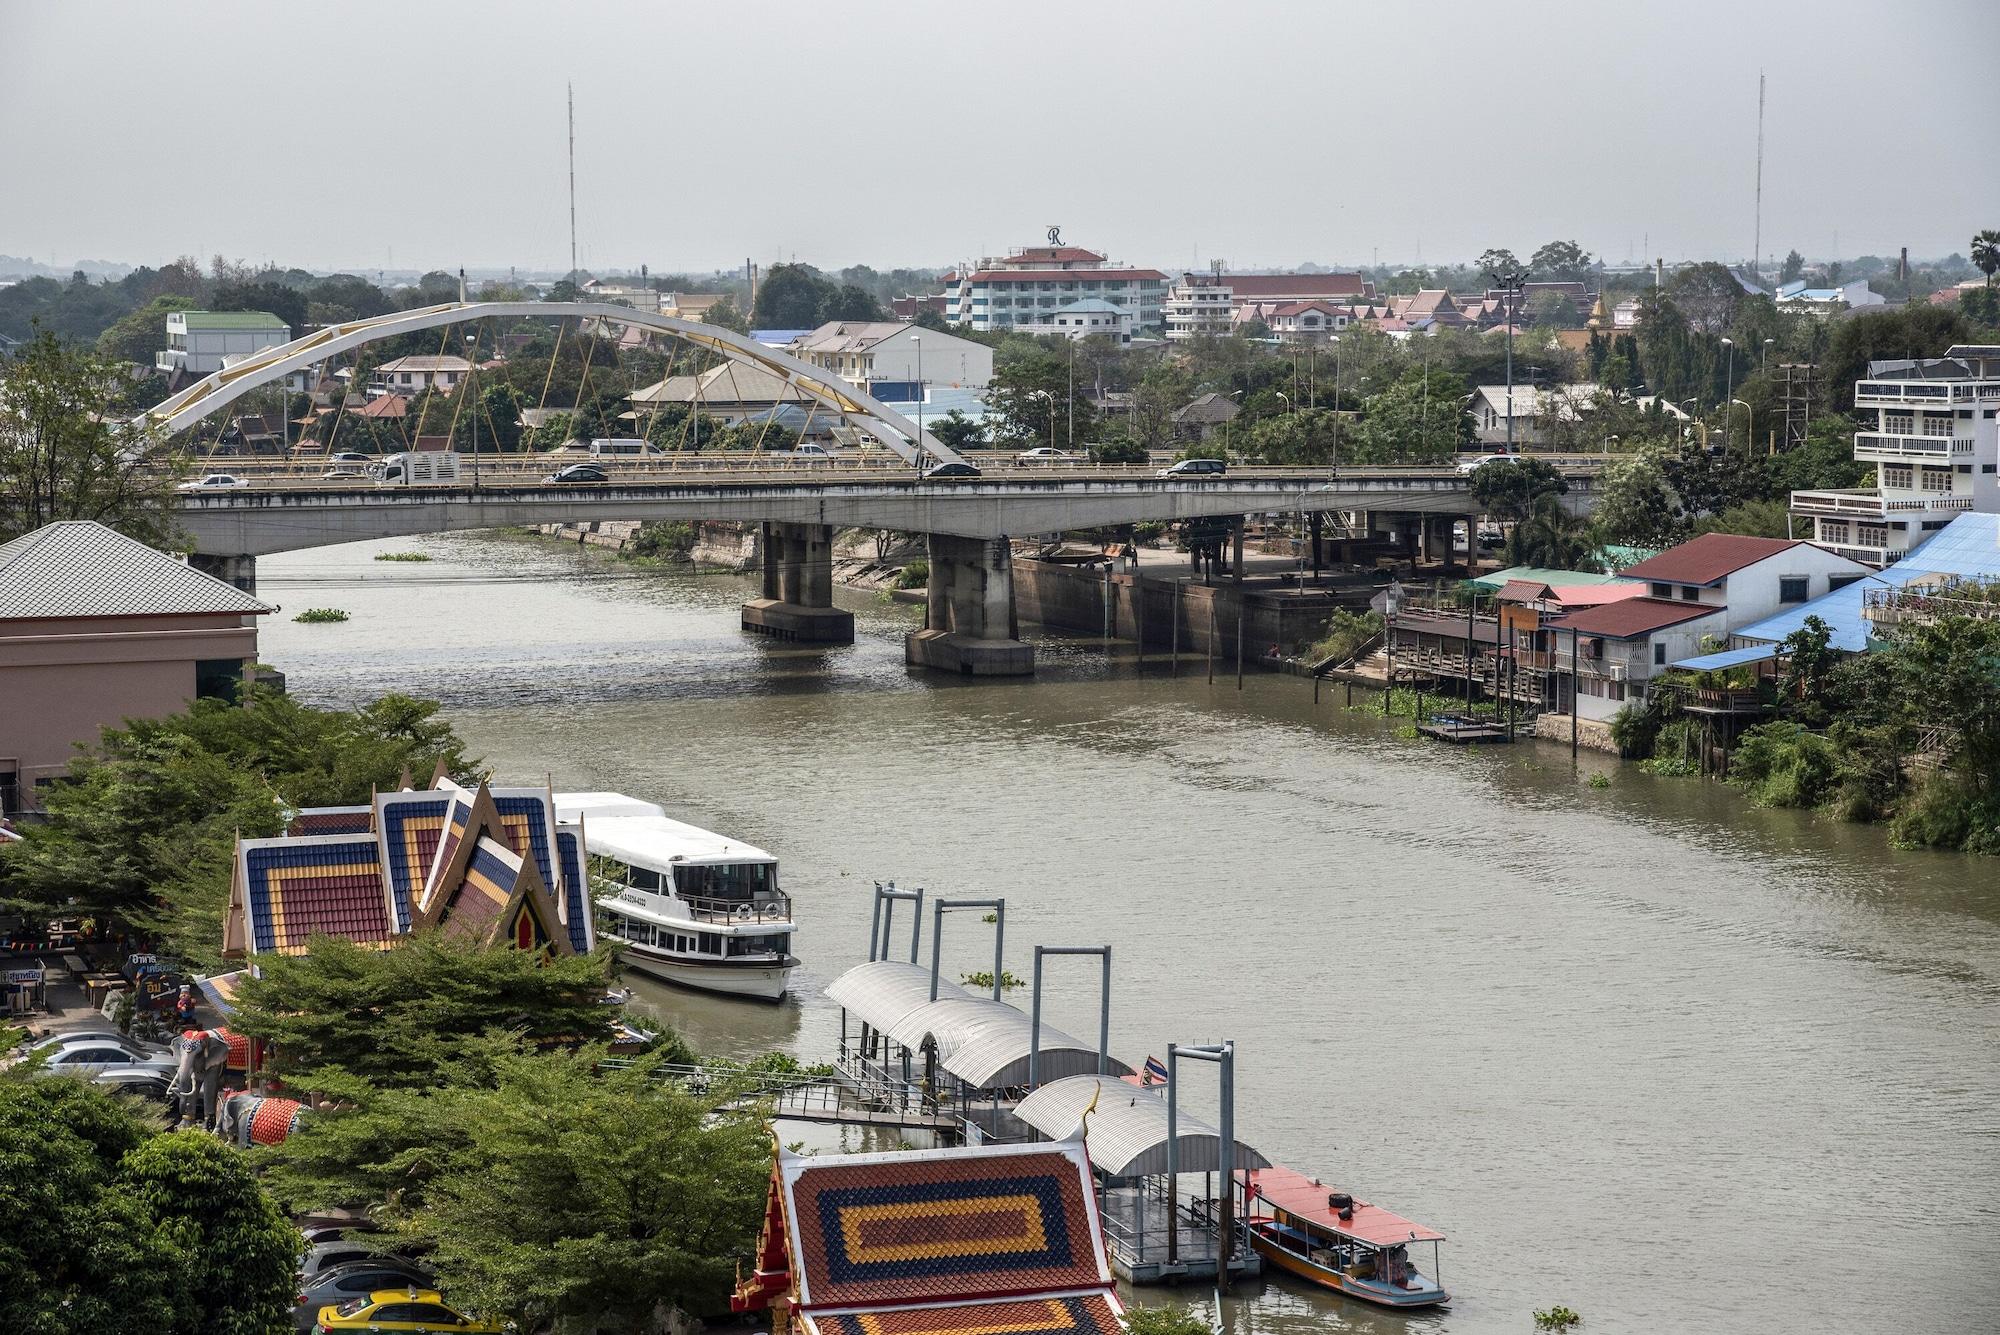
314 1287 506 1332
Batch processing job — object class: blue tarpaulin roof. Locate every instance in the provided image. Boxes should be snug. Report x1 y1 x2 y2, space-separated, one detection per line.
1673 513 2000 665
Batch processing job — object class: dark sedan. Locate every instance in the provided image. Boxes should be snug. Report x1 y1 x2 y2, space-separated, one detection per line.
292 1258 433 1332
543 462 609 484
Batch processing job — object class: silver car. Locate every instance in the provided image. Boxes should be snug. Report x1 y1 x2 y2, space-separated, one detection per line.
32 1035 176 1078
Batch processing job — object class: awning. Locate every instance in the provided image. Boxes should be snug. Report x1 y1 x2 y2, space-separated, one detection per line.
1014 1074 1270 1177
1670 644 1778 671
1246 1165 1445 1247
196 968 250 1015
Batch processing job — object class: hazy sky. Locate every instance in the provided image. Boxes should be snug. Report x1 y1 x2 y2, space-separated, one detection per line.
4 0 1996 278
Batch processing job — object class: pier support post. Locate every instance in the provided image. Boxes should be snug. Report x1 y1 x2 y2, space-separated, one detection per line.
905 533 1035 676
742 521 854 643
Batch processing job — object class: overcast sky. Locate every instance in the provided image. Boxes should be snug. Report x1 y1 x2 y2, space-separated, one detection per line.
4 0 1996 278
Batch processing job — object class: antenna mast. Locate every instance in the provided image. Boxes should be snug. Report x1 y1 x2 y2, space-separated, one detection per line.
1753 70 1765 276
567 82 578 285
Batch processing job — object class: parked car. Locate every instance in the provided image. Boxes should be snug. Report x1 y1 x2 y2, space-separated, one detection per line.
313 1288 503 1333
31 1038 175 1079
329 451 371 464
293 1261 433 1333
300 1240 405 1281
1157 457 1226 478
921 460 982 480
543 462 609 485
788 443 837 462
1015 447 1078 465
178 473 249 492
1455 453 1512 475
299 1223 383 1248
88 1069 176 1103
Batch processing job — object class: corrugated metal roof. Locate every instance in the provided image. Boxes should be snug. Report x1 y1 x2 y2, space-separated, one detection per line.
1469 565 1625 590
1672 643 1780 671
0 521 275 620
1014 1074 1270 1177
825 960 1134 1090
1729 512 2000 652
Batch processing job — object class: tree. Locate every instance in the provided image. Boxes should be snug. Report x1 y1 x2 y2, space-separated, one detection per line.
1505 492 1593 569
1588 444 1686 549
1779 249 1806 285
1530 240 1596 282
1693 498 1789 538
0 1078 297 1335
751 264 835 328
1469 456 1566 522
228 934 615 1092
1971 229 2000 288
264 1048 769 1332
452 383 523 454
703 296 749 334
0 692 478 962
1243 407 1339 465
94 295 198 367
1665 262 1746 336
0 329 178 544
927 408 987 452
1343 369 1472 464
210 281 307 338
1962 286 2000 327
1088 431 1147 464
1476 248 1523 279
1821 305 1974 413
989 351 1094 448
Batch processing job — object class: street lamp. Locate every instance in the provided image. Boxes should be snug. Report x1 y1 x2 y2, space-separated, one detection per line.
911 334 923 470
462 330 480 489
1720 336 1736 445
1762 336 1775 371
1222 389 1243 458
1732 398 1753 455
1329 334 1341 470
1031 389 1055 454
1486 262 1528 451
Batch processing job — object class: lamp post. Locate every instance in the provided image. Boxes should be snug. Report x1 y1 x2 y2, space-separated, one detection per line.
1762 336 1775 372
1222 389 1242 458
1721 336 1736 450
462 330 479 490
1329 335 1341 470
1733 398 1753 457
1487 262 1528 451
1031 389 1055 455
912 334 923 470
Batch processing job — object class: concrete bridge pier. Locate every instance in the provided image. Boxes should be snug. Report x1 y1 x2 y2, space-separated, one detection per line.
188 552 257 595
742 522 854 643
906 534 1034 676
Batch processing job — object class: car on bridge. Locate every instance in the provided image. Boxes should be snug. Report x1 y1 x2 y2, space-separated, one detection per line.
1015 446 1079 466
789 443 837 462
543 462 609 485
178 472 250 492
922 460 982 480
1455 453 1514 475
1157 457 1226 478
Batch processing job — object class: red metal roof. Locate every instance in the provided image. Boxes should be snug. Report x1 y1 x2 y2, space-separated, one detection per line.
1543 597 1720 639
1495 578 1555 603
1618 534 1805 586
966 268 1167 284
1246 1166 1444 1247
1546 582 1645 607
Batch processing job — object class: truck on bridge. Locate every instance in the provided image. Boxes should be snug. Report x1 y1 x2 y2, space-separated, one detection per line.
375 451 462 485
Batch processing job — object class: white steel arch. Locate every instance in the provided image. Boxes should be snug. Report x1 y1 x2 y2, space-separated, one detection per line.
131 300 963 465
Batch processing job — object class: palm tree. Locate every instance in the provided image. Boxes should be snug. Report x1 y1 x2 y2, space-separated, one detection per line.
1505 492 1593 570
1973 230 2000 289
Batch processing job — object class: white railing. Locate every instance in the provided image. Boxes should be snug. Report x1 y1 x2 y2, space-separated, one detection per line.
1791 488 1887 515
1854 382 1975 403
1853 433 1973 457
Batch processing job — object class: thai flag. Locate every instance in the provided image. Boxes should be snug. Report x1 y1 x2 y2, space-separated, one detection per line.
1143 1055 1170 1085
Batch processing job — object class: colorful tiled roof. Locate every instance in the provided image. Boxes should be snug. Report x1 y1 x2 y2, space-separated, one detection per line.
798 1295 1124 1335
782 1142 1112 1310
238 834 390 955
491 791 560 896
432 837 520 943
376 792 452 933
556 826 593 953
287 805 374 837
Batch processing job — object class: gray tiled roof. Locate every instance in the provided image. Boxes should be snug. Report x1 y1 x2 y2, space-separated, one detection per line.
0 521 275 620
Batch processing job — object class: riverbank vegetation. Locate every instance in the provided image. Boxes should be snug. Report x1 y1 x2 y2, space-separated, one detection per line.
1615 613 2000 853
373 550 432 562
291 606 348 623
0 692 478 964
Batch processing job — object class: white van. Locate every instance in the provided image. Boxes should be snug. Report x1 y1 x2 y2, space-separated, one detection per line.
586 438 665 459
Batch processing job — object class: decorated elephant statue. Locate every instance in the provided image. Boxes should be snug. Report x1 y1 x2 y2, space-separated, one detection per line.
216 1091 306 1148
167 1028 233 1130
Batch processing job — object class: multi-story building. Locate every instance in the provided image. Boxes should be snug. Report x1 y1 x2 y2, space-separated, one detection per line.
156 309 291 376
1010 298 1134 345
1791 345 2000 566
792 320 993 394
947 243 1167 334
1163 270 1375 340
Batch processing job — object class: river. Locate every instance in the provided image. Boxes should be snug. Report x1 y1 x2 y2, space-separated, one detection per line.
257 532 2000 1335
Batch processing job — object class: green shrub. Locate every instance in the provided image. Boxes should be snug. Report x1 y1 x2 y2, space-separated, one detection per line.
1727 721 1839 808
292 608 349 624
894 558 929 589
1088 432 1147 464
1131 520 1167 544
1891 772 2000 855
373 551 432 562
1639 719 1701 776
627 521 695 559
1306 609 1383 666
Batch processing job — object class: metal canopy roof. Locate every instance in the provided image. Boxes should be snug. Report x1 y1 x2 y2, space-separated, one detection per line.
826 961 1134 1090
1014 1075 1269 1177
1670 643 1779 671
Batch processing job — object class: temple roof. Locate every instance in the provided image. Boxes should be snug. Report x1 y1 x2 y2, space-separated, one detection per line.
234 833 393 955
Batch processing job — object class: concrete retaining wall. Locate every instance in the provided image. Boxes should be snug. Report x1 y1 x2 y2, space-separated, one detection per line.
1532 712 1621 754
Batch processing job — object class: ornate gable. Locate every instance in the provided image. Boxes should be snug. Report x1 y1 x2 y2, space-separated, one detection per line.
375 790 454 933
413 782 574 955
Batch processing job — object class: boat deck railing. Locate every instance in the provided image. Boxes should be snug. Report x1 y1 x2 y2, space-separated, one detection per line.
679 892 794 925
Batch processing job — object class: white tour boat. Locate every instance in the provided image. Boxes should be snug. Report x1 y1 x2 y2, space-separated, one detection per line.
555 792 799 1001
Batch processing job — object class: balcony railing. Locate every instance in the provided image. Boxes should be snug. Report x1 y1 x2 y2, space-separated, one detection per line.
1792 489 1973 516
1853 432 1973 457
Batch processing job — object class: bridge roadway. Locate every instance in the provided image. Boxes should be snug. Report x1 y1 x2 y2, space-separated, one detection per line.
173 460 1597 556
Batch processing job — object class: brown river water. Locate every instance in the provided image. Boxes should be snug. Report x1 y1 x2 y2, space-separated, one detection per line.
257 532 2000 1335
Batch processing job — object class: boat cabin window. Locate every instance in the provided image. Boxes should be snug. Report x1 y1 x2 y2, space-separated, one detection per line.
627 865 664 892
730 933 787 956
676 861 775 903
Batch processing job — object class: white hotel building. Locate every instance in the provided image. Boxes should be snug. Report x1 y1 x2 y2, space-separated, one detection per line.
946 244 1166 335
1792 345 2000 566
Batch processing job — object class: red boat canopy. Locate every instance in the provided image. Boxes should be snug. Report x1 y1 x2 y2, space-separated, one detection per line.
1245 1166 1446 1247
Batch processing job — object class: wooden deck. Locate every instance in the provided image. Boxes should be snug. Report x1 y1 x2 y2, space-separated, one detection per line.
1416 717 1515 745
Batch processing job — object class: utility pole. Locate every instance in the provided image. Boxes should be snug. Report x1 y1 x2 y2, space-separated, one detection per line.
1488 262 1527 451
566 83 578 286
1753 71 1766 278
